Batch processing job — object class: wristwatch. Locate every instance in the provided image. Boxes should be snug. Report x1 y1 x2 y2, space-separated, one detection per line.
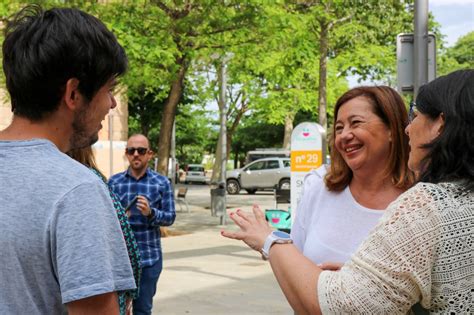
261 230 293 260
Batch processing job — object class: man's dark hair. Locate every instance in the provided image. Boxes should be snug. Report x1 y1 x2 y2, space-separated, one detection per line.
416 69 474 189
2 5 127 121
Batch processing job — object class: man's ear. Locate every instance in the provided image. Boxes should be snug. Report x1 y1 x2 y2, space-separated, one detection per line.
63 78 81 110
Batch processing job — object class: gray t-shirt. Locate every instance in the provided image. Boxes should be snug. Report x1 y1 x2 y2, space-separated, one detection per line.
0 139 136 314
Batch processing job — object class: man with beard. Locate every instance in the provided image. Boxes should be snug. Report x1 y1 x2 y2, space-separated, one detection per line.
0 5 136 314
109 134 176 315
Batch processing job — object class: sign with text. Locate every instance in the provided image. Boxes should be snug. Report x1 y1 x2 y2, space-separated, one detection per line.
291 150 323 172
290 122 326 223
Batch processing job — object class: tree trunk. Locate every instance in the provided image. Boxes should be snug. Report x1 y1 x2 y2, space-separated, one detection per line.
226 104 246 158
140 107 149 136
233 148 240 169
156 58 187 176
282 111 295 149
318 21 329 131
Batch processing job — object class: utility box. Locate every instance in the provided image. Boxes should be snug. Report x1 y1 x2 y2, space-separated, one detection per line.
397 33 436 93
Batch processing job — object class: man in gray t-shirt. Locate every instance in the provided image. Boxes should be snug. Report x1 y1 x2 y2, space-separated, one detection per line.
0 5 135 314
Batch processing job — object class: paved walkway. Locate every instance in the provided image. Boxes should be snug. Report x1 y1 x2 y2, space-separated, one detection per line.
153 188 293 314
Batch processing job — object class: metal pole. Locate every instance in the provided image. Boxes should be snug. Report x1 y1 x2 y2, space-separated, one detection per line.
219 58 228 225
108 111 114 177
414 0 429 98
171 120 177 192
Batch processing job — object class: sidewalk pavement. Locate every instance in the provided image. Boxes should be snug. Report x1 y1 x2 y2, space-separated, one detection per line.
153 193 293 315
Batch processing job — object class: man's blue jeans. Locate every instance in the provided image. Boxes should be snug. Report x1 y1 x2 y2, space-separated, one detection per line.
133 258 163 315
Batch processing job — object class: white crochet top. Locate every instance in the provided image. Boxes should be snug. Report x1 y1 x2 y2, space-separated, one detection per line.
318 182 473 314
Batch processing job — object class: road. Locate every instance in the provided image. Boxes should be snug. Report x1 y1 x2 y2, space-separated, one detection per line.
153 183 293 315
176 183 279 211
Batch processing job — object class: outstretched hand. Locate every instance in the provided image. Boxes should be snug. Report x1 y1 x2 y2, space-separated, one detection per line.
221 204 273 253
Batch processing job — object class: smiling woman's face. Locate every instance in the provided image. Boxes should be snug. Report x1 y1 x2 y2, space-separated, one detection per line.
334 96 392 174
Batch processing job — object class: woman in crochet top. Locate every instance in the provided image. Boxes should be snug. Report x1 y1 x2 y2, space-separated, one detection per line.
222 69 474 314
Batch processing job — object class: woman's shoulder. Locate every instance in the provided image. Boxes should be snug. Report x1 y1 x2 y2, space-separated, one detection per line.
396 181 467 203
386 181 471 223
304 165 328 186
388 182 437 212
297 165 330 214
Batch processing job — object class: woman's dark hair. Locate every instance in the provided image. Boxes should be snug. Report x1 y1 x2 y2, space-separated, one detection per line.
2 5 127 121
326 86 415 191
415 69 474 189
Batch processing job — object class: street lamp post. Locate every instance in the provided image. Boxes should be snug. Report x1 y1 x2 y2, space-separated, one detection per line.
209 52 233 225
171 120 177 190
414 0 429 98
218 56 228 225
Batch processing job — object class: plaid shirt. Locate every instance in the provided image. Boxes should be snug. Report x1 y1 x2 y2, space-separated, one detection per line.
109 168 176 267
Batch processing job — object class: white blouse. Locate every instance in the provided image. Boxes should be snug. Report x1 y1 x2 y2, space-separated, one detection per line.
292 166 385 264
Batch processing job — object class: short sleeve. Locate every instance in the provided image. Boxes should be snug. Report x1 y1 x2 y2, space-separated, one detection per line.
291 166 327 251
49 180 136 304
317 183 440 313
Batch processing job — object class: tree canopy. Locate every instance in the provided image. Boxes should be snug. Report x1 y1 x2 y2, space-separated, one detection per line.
0 1 469 173
438 31 474 76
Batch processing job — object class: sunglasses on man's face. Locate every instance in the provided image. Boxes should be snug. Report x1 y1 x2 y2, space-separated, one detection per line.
126 147 148 155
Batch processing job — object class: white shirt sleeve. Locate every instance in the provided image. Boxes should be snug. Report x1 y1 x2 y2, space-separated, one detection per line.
291 166 327 251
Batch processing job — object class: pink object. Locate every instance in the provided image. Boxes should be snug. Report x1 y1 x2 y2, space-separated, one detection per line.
272 218 280 223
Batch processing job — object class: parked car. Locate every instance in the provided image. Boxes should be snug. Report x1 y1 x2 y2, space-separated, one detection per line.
184 164 207 184
245 148 290 164
226 157 290 195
